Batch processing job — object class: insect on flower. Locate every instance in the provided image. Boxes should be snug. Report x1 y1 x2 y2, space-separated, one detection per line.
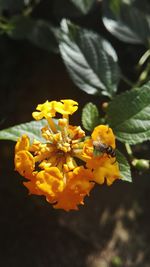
93 140 116 158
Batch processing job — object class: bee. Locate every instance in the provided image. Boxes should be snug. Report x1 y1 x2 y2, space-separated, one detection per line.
93 140 116 158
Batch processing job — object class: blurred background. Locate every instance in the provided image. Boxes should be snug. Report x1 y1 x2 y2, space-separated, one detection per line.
0 1 150 266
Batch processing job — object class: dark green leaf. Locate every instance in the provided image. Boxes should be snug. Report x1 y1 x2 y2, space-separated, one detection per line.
8 16 59 53
116 150 132 182
59 19 120 98
70 0 95 14
8 16 33 39
102 0 150 45
82 102 100 131
0 119 47 142
107 81 150 144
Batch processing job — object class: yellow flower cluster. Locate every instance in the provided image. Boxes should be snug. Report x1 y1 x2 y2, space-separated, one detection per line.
15 99 120 211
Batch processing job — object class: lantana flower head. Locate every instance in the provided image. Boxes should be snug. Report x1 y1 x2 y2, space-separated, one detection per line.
15 99 120 211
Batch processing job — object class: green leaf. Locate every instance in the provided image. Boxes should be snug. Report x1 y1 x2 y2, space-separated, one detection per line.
102 0 150 45
59 19 120 98
116 150 132 182
107 81 150 144
82 102 100 131
0 119 47 142
70 0 95 14
8 16 59 53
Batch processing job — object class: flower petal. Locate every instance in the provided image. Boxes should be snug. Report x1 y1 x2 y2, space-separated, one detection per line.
54 167 94 211
32 100 57 120
15 150 35 179
92 125 116 148
93 158 120 185
15 135 30 152
35 167 64 197
55 99 78 116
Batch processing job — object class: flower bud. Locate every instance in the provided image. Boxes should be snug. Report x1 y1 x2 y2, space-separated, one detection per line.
132 159 150 170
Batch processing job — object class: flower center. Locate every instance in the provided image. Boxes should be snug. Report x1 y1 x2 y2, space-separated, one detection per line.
36 118 85 173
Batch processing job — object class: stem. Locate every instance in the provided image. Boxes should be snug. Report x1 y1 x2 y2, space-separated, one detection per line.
133 49 150 87
121 74 134 87
138 49 150 67
134 63 150 87
122 49 150 89
47 117 57 133
125 143 133 159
